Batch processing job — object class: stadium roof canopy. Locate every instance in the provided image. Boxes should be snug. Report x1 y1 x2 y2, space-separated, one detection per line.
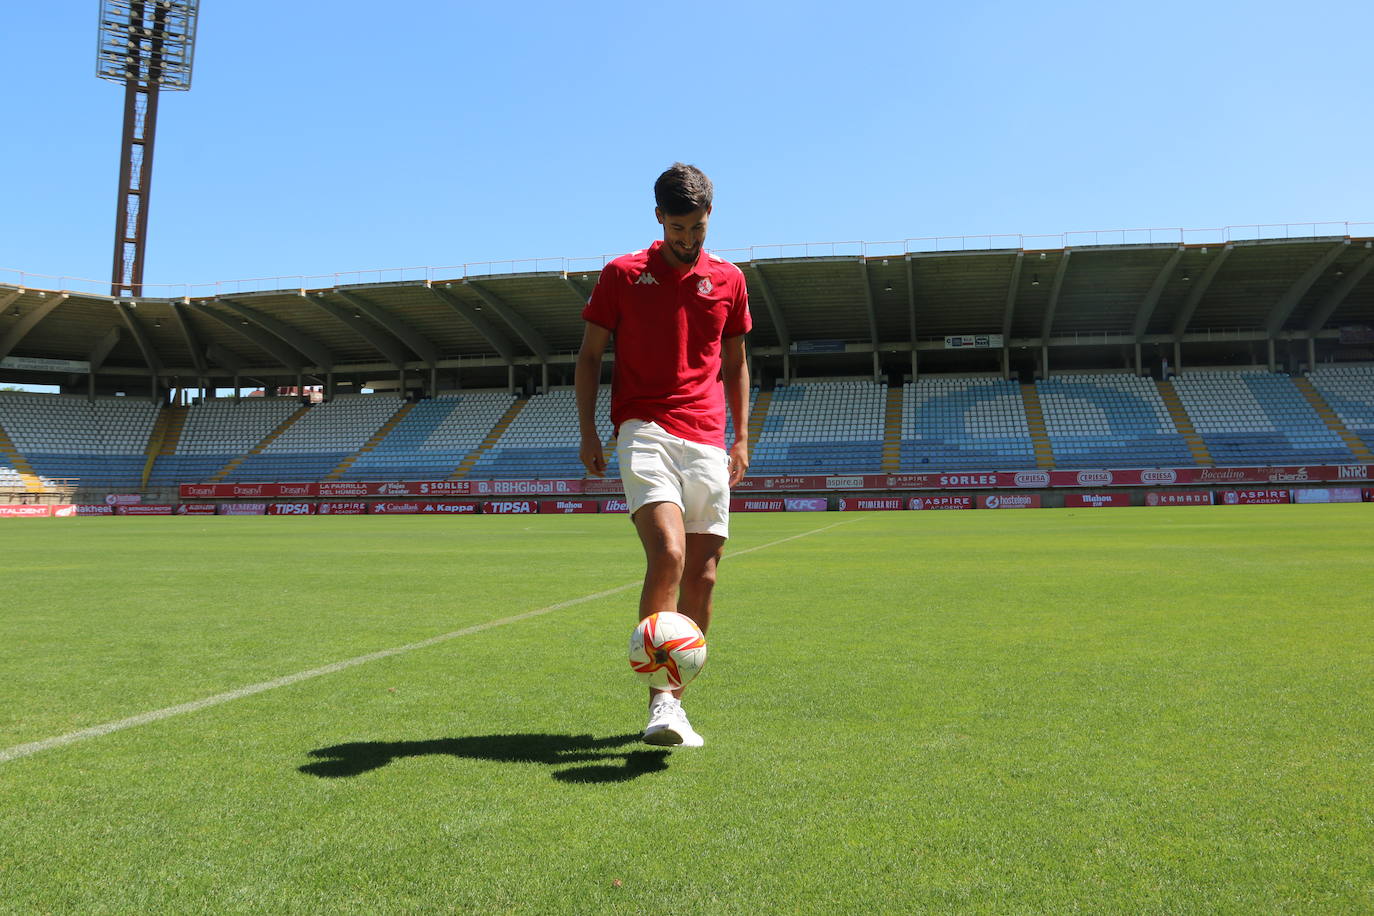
3 228 1373 395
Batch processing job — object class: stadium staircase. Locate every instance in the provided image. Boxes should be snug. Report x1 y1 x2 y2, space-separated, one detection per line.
0 426 46 494
450 397 527 479
324 402 415 480
1019 384 1056 468
881 386 902 473
140 406 187 487
746 390 771 454
1293 377 1374 461
1156 381 1213 466
207 404 312 482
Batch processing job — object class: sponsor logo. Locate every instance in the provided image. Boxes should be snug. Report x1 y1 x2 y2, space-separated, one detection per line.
483 501 537 514
938 474 995 487
1080 494 1117 505
176 504 218 515
319 482 369 497
825 476 865 489
219 503 267 515
105 493 142 505
909 496 974 510
181 485 215 498
1198 469 1246 482
377 482 411 495
603 499 629 512
270 503 315 515
230 485 267 497
278 483 315 497
784 497 828 512
1076 471 1113 485
318 502 368 514
75 504 115 516
635 271 659 285
1269 468 1310 482
0 505 52 518
1013 471 1050 487
1338 465 1368 479
697 277 713 295
763 476 810 490
1140 470 1177 484
417 481 471 495
979 494 1039 509
420 502 478 514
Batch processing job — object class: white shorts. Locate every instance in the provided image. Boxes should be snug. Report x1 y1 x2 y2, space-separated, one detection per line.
616 419 731 538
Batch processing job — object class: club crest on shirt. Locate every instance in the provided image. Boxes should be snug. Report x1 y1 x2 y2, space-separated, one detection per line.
697 277 713 295
635 271 659 286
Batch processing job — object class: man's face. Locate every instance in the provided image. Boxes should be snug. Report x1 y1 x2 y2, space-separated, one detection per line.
655 206 710 269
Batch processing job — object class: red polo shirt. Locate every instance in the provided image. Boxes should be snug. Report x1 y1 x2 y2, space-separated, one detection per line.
583 240 752 449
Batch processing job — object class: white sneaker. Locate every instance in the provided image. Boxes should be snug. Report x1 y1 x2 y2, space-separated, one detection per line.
643 697 704 747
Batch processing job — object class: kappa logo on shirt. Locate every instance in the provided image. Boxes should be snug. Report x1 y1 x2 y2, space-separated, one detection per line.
635 271 659 286
697 277 713 295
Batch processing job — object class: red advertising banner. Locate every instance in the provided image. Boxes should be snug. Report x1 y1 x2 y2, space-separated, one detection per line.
730 498 786 512
370 500 482 514
317 501 369 515
416 501 480 514
909 495 975 510
176 504 218 515
1219 489 1291 505
471 479 584 496
168 464 1374 506
51 504 76 518
784 497 829 512
0 505 52 518
180 482 319 499
977 494 1042 509
218 503 267 515
480 500 538 514
837 497 905 511
267 503 317 515
117 504 175 515
602 498 630 513
1144 491 1214 506
540 499 599 514
1291 487 1364 504
75 504 114 516
1064 493 1132 508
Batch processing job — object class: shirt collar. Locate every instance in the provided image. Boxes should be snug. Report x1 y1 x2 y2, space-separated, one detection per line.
649 239 709 278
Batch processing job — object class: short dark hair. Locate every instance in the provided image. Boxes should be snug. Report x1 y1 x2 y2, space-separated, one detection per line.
654 163 713 215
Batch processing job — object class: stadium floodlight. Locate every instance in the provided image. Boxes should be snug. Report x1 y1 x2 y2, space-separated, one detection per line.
96 0 200 298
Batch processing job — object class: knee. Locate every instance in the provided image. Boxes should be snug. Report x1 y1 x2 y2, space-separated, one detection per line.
684 558 718 592
648 541 686 576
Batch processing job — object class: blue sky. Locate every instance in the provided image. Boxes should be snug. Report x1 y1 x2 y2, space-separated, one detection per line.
5 0 1372 293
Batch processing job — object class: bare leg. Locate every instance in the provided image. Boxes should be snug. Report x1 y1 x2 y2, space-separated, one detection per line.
633 501 686 706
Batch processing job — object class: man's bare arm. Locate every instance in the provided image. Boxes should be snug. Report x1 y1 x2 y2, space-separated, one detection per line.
575 322 612 477
722 333 750 487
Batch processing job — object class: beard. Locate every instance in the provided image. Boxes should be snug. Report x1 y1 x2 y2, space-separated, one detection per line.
671 242 701 265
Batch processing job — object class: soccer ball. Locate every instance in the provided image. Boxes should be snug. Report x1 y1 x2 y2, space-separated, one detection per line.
628 611 708 690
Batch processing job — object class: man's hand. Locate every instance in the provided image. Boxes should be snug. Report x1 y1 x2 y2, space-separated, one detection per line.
727 439 749 488
580 432 607 478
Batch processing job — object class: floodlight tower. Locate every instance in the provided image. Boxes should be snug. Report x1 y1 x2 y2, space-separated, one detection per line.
96 0 199 298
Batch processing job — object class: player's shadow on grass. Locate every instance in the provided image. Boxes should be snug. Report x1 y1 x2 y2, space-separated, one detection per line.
299 733 668 784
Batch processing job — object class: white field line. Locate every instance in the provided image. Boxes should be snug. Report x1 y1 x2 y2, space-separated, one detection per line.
0 518 860 765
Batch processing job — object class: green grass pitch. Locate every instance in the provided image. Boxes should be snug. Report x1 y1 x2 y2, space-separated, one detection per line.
1 506 1371 913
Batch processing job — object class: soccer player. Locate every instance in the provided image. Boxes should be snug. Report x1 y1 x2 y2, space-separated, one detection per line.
575 163 752 748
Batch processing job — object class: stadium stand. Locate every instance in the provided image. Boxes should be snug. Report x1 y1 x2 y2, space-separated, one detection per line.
1306 366 1374 455
222 395 404 481
0 392 157 487
340 391 516 480
751 379 886 473
148 397 302 484
1171 371 1354 466
900 377 1036 471
1037 374 1194 468
466 387 617 479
